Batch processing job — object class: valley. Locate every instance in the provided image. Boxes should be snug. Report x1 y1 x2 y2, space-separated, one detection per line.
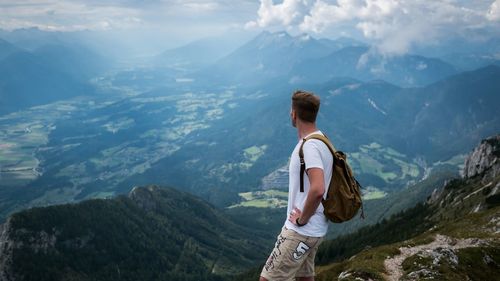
1 60 498 223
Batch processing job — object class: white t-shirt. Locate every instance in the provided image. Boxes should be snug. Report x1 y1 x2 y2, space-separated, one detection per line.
284 131 333 237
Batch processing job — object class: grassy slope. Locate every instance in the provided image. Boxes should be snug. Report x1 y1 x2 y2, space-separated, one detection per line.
315 174 500 281
236 171 499 281
315 206 500 281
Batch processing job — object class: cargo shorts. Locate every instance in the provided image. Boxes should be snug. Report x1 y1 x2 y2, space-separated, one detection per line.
260 227 324 281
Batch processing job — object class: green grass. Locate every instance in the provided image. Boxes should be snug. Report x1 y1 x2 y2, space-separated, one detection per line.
317 245 400 281
352 153 398 181
433 154 466 167
349 142 422 185
316 204 500 281
229 190 288 208
363 187 387 200
0 107 67 187
244 145 268 162
433 206 500 239
212 145 269 178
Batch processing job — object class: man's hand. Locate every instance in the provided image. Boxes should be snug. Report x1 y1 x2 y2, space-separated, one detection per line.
288 207 303 225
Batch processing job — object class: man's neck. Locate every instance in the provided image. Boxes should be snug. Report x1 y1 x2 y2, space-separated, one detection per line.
297 123 318 140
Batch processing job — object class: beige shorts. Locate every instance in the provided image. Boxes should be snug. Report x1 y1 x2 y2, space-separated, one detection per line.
260 227 323 281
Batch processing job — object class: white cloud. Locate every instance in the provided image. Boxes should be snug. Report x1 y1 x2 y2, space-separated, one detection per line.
248 0 500 55
245 0 314 29
182 2 219 11
0 0 144 31
488 0 500 21
0 0 253 32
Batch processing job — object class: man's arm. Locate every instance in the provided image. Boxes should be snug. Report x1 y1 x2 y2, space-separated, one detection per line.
289 167 325 225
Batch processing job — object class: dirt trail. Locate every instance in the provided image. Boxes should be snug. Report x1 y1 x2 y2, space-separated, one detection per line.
383 234 487 281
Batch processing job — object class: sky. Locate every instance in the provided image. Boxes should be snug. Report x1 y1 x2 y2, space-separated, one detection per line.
0 0 499 54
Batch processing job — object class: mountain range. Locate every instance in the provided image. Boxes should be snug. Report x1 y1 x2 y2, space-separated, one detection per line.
0 40 111 115
194 31 459 87
291 46 457 86
1 59 499 222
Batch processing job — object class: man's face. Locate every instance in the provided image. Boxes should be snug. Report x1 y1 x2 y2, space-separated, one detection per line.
290 107 297 128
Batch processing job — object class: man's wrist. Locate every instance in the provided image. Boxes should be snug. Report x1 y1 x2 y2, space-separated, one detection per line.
296 217 306 227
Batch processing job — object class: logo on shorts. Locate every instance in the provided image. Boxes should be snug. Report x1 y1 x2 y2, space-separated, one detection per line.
265 234 287 271
293 241 310 260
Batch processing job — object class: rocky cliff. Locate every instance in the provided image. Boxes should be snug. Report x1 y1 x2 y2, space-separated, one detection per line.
430 134 500 215
462 135 500 180
0 219 13 281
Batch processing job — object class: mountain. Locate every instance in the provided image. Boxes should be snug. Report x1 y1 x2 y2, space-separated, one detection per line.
440 52 500 72
317 37 366 52
0 185 272 281
0 39 20 61
33 43 112 81
194 31 456 87
0 28 74 51
406 65 500 161
154 35 249 70
414 36 500 71
0 50 93 115
290 46 458 86
196 31 336 85
316 65 500 160
0 42 112 115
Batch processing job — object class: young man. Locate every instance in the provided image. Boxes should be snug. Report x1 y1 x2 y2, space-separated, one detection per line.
260 90 333 281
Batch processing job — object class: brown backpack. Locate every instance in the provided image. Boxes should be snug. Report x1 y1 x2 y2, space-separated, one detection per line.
299 134 364 223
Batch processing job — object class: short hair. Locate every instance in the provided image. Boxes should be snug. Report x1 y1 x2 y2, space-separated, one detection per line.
292 90 320 123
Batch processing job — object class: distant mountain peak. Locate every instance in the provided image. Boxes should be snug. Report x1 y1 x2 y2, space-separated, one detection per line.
299 33 311 41
253 30 294 46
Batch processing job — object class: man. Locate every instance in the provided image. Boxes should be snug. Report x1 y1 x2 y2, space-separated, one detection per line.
260 90 333 281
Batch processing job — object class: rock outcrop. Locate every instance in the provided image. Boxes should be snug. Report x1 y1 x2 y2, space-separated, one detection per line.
431 134 500 215
0 219 14 281
462 135 500 180
128 185 160 213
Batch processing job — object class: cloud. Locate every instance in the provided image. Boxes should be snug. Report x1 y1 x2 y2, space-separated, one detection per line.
183 2 218 11
488 0 500 21
0 0 255 32
0 0 144 31
245 0 314 29
248 0 500 55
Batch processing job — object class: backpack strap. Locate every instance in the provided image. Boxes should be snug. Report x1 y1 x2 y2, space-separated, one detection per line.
299 139 306 193
298 134 336 192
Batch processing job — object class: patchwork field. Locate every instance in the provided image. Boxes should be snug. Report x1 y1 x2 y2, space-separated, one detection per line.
349 142 423 190
0 85 250 215
0 101 84 187
229 190 288 208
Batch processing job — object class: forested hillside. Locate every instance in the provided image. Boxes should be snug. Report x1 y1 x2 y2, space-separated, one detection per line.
0 185 272 281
